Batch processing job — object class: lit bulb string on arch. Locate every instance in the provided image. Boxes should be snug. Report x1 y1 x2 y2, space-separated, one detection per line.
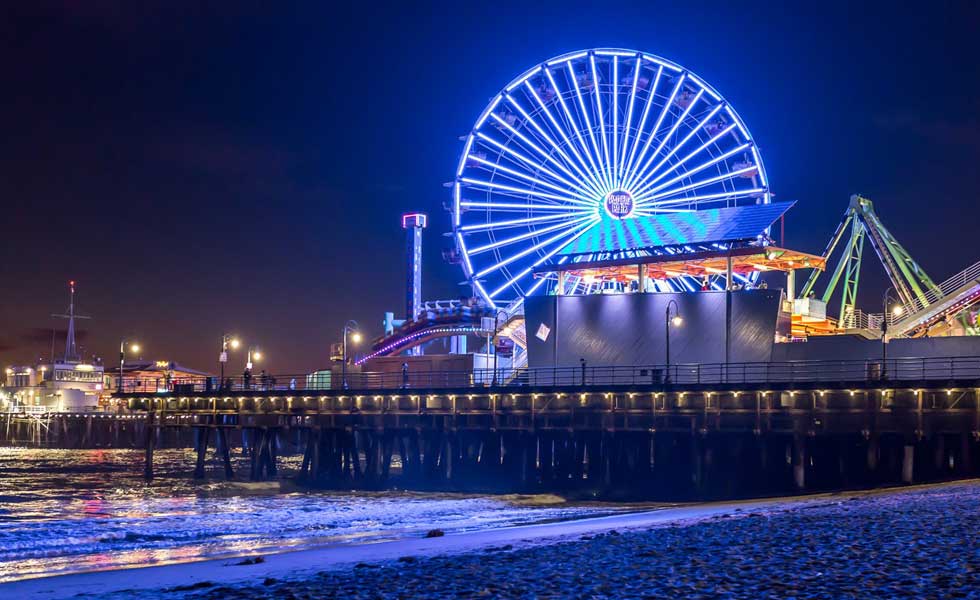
354 327 491 366
453 48 770 307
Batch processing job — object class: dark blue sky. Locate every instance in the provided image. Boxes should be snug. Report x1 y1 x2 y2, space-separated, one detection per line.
1 2 978 372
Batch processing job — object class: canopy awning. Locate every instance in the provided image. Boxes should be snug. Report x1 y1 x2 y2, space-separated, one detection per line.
536 245 825 282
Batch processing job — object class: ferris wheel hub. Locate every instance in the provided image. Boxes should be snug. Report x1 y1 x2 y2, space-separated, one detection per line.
604 189 635 220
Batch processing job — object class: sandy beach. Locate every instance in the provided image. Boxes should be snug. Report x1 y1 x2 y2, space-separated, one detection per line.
7 479 979 599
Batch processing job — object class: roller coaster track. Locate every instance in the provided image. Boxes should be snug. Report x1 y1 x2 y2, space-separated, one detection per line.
888 259 980 338
356 299 530 365
356 305 494 365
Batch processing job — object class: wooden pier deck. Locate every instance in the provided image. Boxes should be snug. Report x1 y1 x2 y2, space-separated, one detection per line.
5 356 980 499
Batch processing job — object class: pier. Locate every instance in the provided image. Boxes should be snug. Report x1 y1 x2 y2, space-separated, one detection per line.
7 356 976 500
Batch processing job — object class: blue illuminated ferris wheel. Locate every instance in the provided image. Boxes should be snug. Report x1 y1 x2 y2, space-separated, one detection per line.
452 48 770 306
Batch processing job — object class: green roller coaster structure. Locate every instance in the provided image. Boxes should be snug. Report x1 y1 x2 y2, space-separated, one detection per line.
800 195 941 326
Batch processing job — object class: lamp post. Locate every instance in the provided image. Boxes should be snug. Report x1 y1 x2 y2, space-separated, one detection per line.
219 334 240 384
246 346 262 371
881 288 903 380
118 339 140 393
665 300 683 383
342 320 361 390
492 310 508 386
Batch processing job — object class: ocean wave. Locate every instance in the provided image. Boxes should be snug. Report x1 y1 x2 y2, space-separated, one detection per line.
0 448 621 582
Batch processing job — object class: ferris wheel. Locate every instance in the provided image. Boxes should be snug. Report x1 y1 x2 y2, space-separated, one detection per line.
452 48 770 307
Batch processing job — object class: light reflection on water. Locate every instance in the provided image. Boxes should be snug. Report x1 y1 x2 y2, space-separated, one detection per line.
0 448 619 583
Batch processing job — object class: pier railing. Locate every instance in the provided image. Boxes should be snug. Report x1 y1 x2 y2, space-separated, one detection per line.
114 355 980 395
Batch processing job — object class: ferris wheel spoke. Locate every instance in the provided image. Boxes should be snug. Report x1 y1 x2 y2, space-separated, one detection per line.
616 56 642 187
523 81 605 197
460 210 595 232
624 88 705 192
635 166 759 205
524 255 570 296
473 189 576 206
460 201 589 211
466 153 592 202
461 177 592 205
609 56 619 187
524 273 553 297
502 94 604 198
469 214 595 257
487 113 600 204
486 218 599 297
474 132 593 198
474 216 597 277
633 208 695 215
621 65 663 188
633 123 738 196
590 55 613 190
543 68 606 194
635 142 753 202
630 103 725 195
567 62 610 194
621 74 686 191
635 188 767 210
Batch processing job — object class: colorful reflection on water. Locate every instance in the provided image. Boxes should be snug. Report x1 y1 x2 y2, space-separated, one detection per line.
0 448 619 582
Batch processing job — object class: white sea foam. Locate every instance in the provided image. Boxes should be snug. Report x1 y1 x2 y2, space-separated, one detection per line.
0 448 618 582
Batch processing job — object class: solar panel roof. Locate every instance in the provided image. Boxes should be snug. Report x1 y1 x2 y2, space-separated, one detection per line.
558 201 795 257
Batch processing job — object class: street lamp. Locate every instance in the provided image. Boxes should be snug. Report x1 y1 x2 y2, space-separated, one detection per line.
247 346 262 371
119 339 141 393
219 334 240 384
665 300 683 383
342 320 361 390
881 288 903 379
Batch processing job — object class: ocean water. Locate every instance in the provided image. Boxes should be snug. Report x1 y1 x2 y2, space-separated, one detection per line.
0 447 620 583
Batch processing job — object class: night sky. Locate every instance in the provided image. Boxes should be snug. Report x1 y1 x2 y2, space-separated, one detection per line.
1 2 978 374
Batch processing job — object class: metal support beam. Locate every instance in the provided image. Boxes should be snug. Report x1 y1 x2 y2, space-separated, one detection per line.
726 255 733 291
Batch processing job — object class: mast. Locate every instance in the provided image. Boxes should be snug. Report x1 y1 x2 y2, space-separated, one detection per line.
51 280 91 363
65 281 78 362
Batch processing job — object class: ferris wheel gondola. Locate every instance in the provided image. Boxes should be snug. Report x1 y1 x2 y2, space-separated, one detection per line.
453 49 770 307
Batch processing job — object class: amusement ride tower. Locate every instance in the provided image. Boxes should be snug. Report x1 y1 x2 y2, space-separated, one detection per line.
402 212 427 321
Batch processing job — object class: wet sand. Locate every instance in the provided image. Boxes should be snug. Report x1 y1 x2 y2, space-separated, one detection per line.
9 480 979 599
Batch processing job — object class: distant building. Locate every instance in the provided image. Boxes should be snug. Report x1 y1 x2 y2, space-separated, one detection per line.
0 282 106 412
105 360 212 394
2 362 104 412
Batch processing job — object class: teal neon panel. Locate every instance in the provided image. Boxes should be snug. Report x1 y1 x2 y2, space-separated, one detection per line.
557 201 795 257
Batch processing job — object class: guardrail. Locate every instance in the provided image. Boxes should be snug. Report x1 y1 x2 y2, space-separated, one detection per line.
2 405 103 415
894 259 980 323
838 309 883 331
114 356 980 395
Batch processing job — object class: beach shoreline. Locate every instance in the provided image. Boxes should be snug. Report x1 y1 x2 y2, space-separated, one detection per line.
8 479 977 599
